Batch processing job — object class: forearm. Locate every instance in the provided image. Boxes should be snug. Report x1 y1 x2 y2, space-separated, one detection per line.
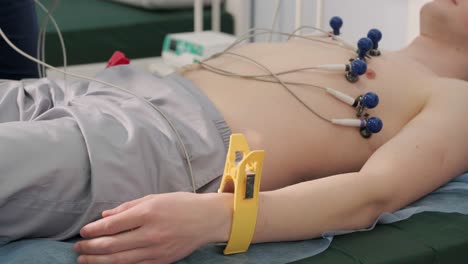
211 172 387 244
252 172 386 243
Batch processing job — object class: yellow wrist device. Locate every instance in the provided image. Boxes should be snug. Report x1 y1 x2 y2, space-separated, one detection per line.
218 134 265 255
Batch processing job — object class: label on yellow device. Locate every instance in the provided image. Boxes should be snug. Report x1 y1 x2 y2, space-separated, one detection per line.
218 134 265 255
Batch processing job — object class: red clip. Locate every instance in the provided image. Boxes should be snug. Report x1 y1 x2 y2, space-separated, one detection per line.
106 51 130 68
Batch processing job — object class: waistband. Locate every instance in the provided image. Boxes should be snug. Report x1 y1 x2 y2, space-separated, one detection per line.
161 73 230 193
162 73 232 153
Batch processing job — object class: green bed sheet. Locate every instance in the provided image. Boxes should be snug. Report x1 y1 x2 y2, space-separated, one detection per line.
36 0 234 66
291 212 468 264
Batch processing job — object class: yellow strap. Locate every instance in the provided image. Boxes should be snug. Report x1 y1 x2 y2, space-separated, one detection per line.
218 134 265 255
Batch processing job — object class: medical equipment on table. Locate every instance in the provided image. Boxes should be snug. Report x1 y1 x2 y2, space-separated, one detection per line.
161 0 237 67
162 31 237 67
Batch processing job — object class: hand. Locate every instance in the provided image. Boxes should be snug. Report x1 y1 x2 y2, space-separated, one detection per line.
74 192 233 264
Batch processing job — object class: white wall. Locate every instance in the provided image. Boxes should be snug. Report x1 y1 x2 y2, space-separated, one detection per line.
254 0 318 42
252 0 428 50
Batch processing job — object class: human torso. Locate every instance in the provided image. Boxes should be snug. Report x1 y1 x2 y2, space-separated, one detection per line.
182 38 464 190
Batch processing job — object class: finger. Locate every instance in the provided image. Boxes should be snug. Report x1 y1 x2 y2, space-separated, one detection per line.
77 247 156 264
102 196 151 218
80 207 144 238
75 227 148 255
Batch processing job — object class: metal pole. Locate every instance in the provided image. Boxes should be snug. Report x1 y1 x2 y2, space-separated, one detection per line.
295 0 303 33
194 0 203 32
315 0 323 29
212 0 221 32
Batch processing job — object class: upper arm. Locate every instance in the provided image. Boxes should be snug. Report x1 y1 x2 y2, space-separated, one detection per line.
361 88 468 212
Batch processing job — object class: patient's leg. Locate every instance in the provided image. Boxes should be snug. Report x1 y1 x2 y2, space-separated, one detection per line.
0 79 139 245
0 75 197 245
0 68 220 244
0 117 103 245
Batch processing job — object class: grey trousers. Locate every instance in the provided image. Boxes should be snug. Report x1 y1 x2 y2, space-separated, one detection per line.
0 66 230 245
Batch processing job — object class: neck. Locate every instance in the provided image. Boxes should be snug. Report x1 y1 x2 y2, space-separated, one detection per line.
397 35 468 81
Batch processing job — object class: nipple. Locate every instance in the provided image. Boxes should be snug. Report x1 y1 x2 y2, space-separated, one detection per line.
366 69 376 79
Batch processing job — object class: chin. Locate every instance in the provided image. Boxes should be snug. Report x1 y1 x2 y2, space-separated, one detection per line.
431 0 457 6
420 1 452 37
422 0 449 16
420 0 468 43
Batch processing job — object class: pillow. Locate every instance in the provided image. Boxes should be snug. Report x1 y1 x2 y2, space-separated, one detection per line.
104 0 214 9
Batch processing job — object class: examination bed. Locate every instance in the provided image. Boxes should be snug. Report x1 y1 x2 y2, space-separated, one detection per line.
295 212 468 264
37 0 234 66
1 1 463 263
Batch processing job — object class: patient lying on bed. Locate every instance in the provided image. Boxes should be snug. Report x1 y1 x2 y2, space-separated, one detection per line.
1 1 468 264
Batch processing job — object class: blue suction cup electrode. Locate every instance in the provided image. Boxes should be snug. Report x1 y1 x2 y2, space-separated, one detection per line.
362 92 379 109
366 117 383 133
350 59 367 76
357 37 373 60
360 117 383 138
346 59 367 83
330 16 343 36
367 29 383 56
